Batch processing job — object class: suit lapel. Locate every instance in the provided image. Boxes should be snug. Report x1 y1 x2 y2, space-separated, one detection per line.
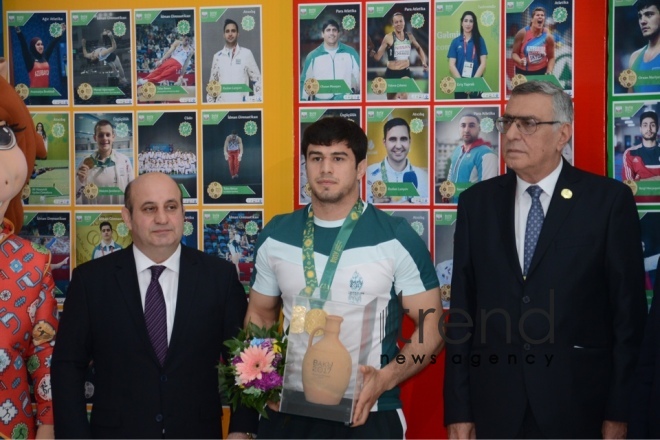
526 162 582 278
496 172 524 283
115 246 163 366
166 245 200 366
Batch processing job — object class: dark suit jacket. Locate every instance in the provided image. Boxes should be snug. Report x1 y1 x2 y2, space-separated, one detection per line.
444 163 647 438
629 259 660 439
52 245 256 438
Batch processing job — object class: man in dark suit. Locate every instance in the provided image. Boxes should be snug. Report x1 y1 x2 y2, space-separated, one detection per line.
444 81 647 439
52 172 257 438
629 258 660 438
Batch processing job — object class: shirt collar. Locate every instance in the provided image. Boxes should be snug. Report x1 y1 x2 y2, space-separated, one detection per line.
516 159 563 200
133 244 181 275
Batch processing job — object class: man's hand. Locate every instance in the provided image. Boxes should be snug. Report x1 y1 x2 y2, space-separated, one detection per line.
35 424 54 439
447 422 476 439
602 420 627 439
224 153 229 161
351 365 390 427
77 164 89 183
238 154 243 162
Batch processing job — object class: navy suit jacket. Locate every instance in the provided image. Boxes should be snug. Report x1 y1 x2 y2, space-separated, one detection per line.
444 162 647 438
52 245 256 438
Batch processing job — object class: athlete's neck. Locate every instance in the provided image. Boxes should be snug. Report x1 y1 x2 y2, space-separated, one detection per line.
324 42 338 51
225 41 237 50
387 156 408 172
642 138 658 148
463 31 472 40
98 148 113 160
395 30 405 39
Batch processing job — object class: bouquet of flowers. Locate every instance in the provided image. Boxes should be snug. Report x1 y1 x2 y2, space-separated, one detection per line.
218 322 287 418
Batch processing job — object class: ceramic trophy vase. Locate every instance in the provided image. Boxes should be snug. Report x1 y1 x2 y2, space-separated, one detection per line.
301 315 352 405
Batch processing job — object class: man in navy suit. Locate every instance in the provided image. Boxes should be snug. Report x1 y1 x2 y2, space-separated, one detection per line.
444 81 647 438
52 172 257 438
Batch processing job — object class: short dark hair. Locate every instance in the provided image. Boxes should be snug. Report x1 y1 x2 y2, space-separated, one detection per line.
383 117 410 139
461 113 481 124
640 110 658 126
532 6 546 16
99 221 112 231
301 117 367 164
637 0 660 12
94 119 114 136
224 19 238 32
321 19 340 32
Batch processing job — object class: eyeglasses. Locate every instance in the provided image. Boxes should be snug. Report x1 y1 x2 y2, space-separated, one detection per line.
495 116 563 135
0 126 17 151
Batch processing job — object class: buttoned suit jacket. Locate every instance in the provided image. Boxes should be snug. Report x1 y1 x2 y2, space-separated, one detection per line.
52 245 255 438
444 162 647 438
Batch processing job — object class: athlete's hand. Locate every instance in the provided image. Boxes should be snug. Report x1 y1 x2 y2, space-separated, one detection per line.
238 154 242 162
77 164 89 183
224 153 229 161
352 365 388 427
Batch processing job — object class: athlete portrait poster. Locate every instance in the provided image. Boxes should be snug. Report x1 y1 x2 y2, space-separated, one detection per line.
137 111 198 204
201 6 263 103
611 0 660 95
202 210 263 292
71 10 132 106
435 0 500 100
385 209 430 250
182 210 198 250
19 212 71 304
640 210 660 307
75 211 132 266
7 11 68 105
366 1 430 101
28 112 70 205
434 105 500 204
298 107 361 205
202 110 263 205
610 100 660 203
434 209 456 309
505 0 573 96
366 106 430 205
299 3 361 102
135 8 196 104
74 112 135 206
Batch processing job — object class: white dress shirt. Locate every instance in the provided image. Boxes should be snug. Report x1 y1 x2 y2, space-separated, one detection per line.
514 160 563 271
133 244 181 343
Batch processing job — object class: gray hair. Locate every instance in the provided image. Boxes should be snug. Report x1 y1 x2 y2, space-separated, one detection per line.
511 81 573 124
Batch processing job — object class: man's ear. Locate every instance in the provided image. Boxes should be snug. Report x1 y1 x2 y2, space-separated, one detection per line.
121 207 132 231
357 158 367 180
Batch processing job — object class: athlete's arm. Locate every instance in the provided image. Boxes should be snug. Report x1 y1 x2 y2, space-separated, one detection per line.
511 28 526 67
545 32 556 74
244 289 281 328
373 33 392 62
244 50 262 100
16 28 35 72
43 32 63 62
448 57 460 78
409 32 428 70
81 39 91 59
478 151 498 181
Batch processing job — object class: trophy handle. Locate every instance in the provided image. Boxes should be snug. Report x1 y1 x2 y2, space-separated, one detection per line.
307 327 324 348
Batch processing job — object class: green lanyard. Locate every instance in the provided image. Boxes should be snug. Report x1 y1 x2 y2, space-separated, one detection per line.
301 198 364 301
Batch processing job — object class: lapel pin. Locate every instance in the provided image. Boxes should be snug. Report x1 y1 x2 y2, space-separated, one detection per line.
561 188 572 199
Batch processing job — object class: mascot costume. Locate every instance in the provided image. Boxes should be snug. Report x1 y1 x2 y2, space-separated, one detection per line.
0 59 58 439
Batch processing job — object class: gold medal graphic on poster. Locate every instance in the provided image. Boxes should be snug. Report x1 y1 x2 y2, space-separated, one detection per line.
304 182 312 197
618 69 637 89
15 83 29 100
290 305 307 334
511 74 528 88
560 188 573 199
304 308 328 335
371 77 387 95
439 180 456 199
21 184 31 200
207 181 223 199
77 83 93 100
304 78 320 96
206 80 221 98
140 81 157 99
371 180 387 198
83 183 99 200
623 179 638 195
439 76 457 94
440 284 451 302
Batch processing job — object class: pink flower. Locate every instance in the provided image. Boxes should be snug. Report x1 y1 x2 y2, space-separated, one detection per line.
235 345 275 384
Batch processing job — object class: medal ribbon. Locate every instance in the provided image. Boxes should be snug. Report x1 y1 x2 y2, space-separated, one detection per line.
301 198 364 301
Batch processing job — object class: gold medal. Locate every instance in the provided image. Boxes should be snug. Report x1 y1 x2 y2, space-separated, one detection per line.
77 82 93 100
371 77 387 95
207 181 223 199
618 69 637 89
304 78 320 96
439 76 457 94
140 81 157 100
371 180 387 198
290 305 307 334
304 182 312 197
14 83 29 100
21 184 31 200
440 284 451 302
439 181 456 199
623 179 638 195
560 188 572 199
83 157 96 169
206 79 221 98
304 308 328 335
511 74 528 89
83 183 99 200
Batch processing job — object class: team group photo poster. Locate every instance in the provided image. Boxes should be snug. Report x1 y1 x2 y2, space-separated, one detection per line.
28 112 70 206
135 8 196 104
366 1 430 101
201 6 263 103
298 107 361 205
366 106 430 205
435 0 500 100
71 10 132 106
202 110 264 205
299 3 361 102
137 111 198 203
7 11 68 105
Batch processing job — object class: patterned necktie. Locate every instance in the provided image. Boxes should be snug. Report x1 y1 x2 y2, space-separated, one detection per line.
523 185 544 276
145 265 167 365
